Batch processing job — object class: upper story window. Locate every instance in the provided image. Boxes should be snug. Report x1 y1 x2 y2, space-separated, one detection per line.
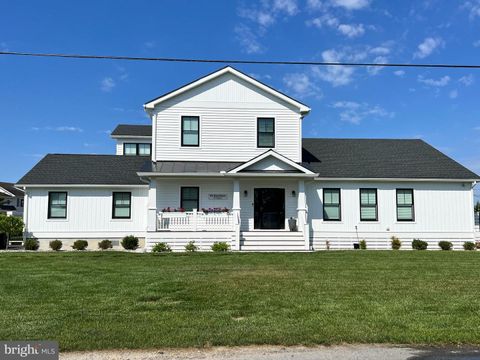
397 189 414 221
257 118 275 148
124 143 151 156
360 188 378 221
323 188 341 221
48 191 67 219
181 116 199 147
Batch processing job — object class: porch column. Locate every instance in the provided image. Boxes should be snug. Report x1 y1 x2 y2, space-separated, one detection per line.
147 179 157 232
297 180 310 250
232 179 241 251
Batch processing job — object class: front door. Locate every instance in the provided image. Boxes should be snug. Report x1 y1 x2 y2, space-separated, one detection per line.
254 188 285 229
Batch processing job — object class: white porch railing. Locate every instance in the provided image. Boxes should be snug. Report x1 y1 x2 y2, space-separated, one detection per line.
157 210 234 231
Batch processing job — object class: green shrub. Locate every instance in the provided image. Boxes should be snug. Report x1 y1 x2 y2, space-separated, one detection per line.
359 239 367 250
185 241 198 252
49 240 62 251
391 236 401 250
152 242 171 253
72 240 88 251
98 240 113 250
211 241 230 252
24 238 39 251
412 239 428 250
121 235 139 250
463 241 475 251
438 241 453 251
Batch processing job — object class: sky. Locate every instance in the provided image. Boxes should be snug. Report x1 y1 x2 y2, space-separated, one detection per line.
1 0 480 189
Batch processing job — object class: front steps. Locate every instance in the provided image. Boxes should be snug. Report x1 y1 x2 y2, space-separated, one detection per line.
240 231 307 251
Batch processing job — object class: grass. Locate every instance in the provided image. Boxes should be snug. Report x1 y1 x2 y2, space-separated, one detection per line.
0 251 480 350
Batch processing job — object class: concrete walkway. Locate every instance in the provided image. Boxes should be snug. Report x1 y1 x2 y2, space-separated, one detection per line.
61 345 480 360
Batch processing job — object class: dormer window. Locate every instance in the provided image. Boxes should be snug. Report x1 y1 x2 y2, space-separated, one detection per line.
123 143 151 156
181 116 199 147
257 118 275 148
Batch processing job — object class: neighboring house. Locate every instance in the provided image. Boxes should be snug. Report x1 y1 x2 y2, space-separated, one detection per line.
17 66 480 251
0 182 24 217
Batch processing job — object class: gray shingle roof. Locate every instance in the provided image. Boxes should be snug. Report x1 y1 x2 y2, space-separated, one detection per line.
111 124 151 137
0 182 24 197
17 154 149 185
302 138 479 180
147 161 242 173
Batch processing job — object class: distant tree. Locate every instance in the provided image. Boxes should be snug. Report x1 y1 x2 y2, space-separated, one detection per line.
0 214 24 242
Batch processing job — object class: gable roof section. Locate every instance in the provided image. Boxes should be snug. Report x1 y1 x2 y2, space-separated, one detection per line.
143 66 311 114
111 124 152 137
228 150 314 174
0 182 24 197
302 138 479 180
17 154 148 186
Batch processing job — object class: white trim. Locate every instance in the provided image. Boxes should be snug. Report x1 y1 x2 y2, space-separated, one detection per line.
314 177 478 183
18 184 149 188
110 135 152 139
137 172 316 178
143 67 311 114
228 150 315 174
0 186 15 197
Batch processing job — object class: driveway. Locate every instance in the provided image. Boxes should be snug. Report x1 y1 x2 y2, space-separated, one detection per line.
61 345 480 360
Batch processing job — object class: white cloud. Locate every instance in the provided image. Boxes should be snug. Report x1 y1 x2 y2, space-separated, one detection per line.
307 0 325 10
331 0 370 10
418 75 450 87
394 70 406 77
332 101 394 124
370 46 391 55
54 126 83 132
414 37 444 59
100 77 116 92
366 56 387 75
337 23 365 37
234 24 263 54
283 73 322 98
463 0 480 19
312 49 355 86
144 41 156 49
459 74 475 86
272 0 299 15
449 89 459 99
307 13 339 28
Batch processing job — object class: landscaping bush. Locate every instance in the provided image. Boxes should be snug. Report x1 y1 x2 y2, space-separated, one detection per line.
391 236 402 250
24 238 39 251
49 240 62 251
72 240 88 251
412 239 428 250
152 242 171 253
185 241 198 252
359 239 367 250
121 235 139 250
438 241 453 251
463 241 475 251
98 240 113 250
211 241 230 252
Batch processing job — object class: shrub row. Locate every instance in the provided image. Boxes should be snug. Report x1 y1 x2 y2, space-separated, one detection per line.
151 241 230 253
356 237 477 251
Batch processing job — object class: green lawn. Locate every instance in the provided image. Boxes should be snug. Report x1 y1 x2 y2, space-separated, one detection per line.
0 251 479 350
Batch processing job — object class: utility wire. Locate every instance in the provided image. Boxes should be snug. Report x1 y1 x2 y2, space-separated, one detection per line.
1 50 480 69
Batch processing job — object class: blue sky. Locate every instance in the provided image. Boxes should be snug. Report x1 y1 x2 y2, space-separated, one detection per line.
2 0 480 188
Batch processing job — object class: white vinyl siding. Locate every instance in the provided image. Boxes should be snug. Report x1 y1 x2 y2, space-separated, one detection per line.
152 73 302 162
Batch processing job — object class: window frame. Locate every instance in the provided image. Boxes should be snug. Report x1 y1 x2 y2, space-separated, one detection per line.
123 143 151 156
137 143 152 156
180 186 200 211
181 116 200 147
257 117 275 148
47 191 68 219
323 188 341 221
396 188 415 222
112 192 132 219
359 188 378 222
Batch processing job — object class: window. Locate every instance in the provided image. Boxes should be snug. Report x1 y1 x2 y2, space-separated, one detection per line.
48 192 67 219
112 192 131 219
257 118 275 148
181 116 199 146
323 188 341 221
124 143 151 156
360 189 377 221
124 143 137 156
397 189 414 221
180 187 199 211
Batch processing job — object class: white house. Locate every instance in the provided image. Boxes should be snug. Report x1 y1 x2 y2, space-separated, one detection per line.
0 182 24 217
17 67 480 251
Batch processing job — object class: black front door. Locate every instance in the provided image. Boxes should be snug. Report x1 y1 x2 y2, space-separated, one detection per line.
254 188 285 229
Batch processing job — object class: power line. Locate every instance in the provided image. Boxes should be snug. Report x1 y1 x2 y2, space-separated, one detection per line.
1 50 480 69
